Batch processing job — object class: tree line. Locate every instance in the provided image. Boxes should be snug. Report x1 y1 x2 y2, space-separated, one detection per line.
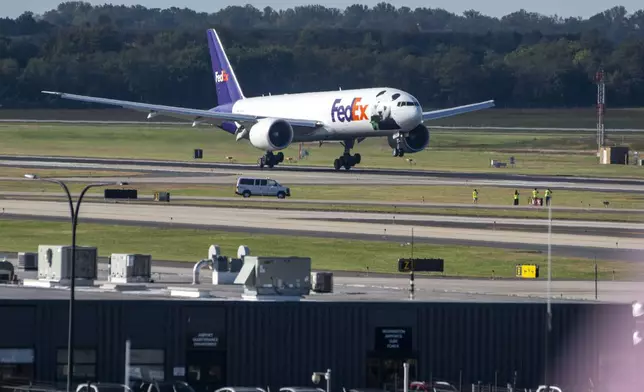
0 1 643 110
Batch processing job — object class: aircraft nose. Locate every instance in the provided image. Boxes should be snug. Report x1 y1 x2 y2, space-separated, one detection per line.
394 104 422 129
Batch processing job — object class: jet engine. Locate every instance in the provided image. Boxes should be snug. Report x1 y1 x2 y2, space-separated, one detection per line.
387 124 430 153
248 118 294 151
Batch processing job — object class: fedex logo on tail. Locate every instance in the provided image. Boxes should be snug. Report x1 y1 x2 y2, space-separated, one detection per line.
331 97 368 123
215 70 229 83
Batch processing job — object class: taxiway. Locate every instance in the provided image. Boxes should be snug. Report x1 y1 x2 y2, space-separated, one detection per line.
2 155 644 192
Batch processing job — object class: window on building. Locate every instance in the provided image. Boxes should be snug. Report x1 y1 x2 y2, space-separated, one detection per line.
0 348 35 383
56 348 97 383
129 349 165 382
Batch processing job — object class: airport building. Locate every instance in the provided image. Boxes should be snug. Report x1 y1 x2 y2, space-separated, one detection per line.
0 291 635 392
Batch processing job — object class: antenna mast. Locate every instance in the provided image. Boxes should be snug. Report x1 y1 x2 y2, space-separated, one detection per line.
596 69 606 153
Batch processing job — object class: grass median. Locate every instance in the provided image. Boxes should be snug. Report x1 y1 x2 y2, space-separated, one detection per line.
0 218 636 280
2 124 644 177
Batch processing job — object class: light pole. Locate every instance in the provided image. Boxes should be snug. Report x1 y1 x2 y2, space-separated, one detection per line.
311 369 331 392
544 202 553 391
24 173 127 392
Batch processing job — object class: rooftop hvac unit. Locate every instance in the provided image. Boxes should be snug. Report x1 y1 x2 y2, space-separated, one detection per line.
311 272 334 293
18 252 38 271
234 256 312 299
109 253 152 283
229 258 243 273
0 260 15 282
37 245 98 283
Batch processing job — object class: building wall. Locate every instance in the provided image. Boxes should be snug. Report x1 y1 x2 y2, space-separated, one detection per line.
0 300 633 391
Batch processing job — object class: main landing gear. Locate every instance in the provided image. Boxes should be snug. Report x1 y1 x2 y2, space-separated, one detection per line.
333 139 361 171
392 133 405 157
258 151 284 168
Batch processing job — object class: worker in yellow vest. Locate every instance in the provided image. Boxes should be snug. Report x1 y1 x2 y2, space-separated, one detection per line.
545 188 552 206
472 189 479 204
513 190 519 206
531 188 539 205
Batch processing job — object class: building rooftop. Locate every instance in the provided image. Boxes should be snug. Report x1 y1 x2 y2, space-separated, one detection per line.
0 255 639 304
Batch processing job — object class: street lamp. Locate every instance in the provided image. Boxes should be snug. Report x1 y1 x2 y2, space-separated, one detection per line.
544 201 553 391
311 369 331 392
24 173 128 392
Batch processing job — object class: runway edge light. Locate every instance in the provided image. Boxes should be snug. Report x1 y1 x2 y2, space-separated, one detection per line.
515 264 539 279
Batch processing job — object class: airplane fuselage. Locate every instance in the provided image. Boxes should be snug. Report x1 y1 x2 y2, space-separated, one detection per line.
223 87 423 141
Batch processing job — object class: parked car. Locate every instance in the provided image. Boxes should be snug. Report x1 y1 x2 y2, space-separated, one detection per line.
235 177 291 199
215 387 268 392
409 381 458 392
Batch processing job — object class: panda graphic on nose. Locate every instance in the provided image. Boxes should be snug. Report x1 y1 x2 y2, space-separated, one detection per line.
370 90 402 131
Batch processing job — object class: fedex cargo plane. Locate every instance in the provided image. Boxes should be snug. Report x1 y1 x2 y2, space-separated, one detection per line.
43 29 495 171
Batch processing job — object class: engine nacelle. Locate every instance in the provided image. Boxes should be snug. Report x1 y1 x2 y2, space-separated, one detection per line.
248 118 294 151
387 124 430 153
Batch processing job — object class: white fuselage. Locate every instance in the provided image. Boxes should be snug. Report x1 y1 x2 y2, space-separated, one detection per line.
231 87 423 141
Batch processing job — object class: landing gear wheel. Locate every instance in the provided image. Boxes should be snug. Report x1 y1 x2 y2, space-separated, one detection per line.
258 151 280 169
333 139 361 171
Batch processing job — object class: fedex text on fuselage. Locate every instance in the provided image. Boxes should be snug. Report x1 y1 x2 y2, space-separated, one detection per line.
331 97 369 123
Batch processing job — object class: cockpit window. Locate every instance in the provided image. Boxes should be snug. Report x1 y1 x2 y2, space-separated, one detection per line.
396 101 418 107
391 93 401 100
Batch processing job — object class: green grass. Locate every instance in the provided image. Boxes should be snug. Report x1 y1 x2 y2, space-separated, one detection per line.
2 124 644 178
3 180 644 210
3 107 644 128
431 107 644 129
0 218 636 280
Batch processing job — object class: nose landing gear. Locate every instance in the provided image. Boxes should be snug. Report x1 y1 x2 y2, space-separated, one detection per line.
333 139 361 171
258 151 284 168
392 133 405 157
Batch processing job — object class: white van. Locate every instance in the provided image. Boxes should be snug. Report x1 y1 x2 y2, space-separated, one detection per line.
235 177 291 199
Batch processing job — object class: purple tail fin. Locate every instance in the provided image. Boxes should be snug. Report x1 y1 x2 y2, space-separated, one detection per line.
207 29 245 106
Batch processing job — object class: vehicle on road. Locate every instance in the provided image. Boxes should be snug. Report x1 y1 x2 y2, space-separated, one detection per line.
43 29 495 172
235 177 291 199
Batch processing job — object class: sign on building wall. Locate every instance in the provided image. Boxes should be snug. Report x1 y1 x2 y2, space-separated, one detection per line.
187 333 225 349
375 327 412 351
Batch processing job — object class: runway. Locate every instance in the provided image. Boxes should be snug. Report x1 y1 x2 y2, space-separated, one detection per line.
2 199 643 263
3 163 644 195
2 155 644 192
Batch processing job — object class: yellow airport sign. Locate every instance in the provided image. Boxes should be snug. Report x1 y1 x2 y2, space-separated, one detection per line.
515 264 540 279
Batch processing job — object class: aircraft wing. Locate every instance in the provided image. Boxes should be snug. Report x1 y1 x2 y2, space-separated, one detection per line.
41 91 323 128
422 100 495 122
